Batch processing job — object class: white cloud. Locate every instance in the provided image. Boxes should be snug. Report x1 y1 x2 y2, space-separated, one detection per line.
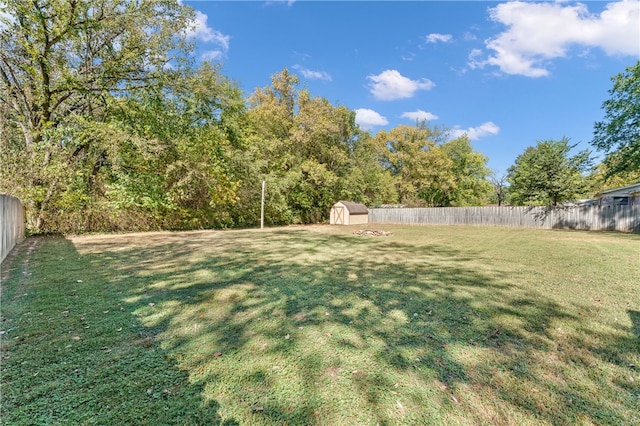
293 65 332 81
293 51 312 61
184 11 230 57
367 70 435 101
463 32 478 42
178 10 229 64
401 52 416 62
425 33 452 43
201 50 224 62
449 122 500 141
470 0 640 77
401 110 439 122
265 0 297 6
355 108 389 130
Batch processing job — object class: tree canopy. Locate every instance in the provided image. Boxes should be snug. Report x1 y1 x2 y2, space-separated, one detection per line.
0 0 242 232
587 162 640 195
592 61 640 177
507 138 592 207
373 123 491 206
1 0 193 147
242 69 394 225
1 2 588 235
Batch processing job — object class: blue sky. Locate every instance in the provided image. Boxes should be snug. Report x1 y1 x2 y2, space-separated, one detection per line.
184 1 640 175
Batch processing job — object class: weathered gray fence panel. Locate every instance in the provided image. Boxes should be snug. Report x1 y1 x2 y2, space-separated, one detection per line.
369 205 640 233
1 194 26 263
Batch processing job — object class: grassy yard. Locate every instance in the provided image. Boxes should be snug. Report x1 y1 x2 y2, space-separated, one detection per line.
1 225 639 425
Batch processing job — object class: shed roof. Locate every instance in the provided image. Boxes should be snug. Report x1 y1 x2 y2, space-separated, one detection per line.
595 182 640 197
335 201 368 215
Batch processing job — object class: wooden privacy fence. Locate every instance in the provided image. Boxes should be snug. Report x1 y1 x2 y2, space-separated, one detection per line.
1 194 26 263
369 205 640 233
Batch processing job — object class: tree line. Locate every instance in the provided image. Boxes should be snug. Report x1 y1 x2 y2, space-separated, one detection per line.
1 1 638 234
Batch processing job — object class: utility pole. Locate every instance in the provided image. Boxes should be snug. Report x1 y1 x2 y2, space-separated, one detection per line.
261 180 265 229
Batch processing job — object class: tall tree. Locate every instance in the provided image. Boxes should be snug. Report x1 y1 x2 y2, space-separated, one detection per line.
374 123 491 206
105 63 245 230
0 0 195 232
489 172 509 206
243 68 381 224
507 138 592 207
339 131 397 207
1 0 193 146
587 162 640 196
374 123 454 206
440 136 492 206
592 61 640 176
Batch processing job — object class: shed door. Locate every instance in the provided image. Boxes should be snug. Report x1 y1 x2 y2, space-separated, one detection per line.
333 206 345 225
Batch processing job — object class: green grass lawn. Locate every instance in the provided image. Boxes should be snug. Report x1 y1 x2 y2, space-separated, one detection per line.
1 225 639 425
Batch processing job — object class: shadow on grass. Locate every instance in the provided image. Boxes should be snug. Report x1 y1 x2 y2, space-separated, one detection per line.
0 236 236 426
630 310 640 338
4 228 638 425
57 227 640 425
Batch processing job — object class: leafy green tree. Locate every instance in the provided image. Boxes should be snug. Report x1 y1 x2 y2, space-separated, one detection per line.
103 63 245 230
587 162 640 196
339 131 397 207
507 138 592 207
374 122 491 206
374 123 453 206
1 0 192 146
243 68 384 224
592 61 640 177
0 0 195 232
440 136 492 206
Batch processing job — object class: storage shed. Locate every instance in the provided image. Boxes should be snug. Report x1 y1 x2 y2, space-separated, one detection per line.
330 201 369 225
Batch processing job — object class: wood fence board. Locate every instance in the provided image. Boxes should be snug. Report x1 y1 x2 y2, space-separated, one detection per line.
1 194 26 263
369 205 640 233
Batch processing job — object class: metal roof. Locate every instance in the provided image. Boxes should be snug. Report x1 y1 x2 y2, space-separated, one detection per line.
595 182 640 197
